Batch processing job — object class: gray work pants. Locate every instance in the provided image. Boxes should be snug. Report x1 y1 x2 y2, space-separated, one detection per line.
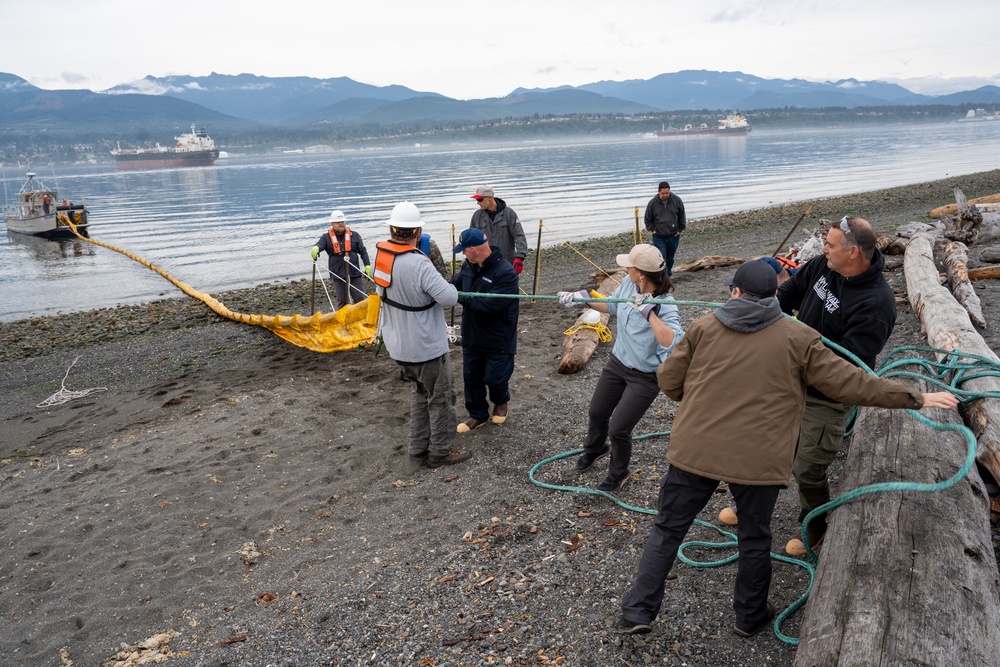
398 353 458 458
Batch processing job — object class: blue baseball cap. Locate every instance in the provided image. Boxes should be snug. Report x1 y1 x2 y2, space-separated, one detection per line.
453 228 488 253
757 256 783 274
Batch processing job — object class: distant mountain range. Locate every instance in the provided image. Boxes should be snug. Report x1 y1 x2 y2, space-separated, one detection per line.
2 69 999 136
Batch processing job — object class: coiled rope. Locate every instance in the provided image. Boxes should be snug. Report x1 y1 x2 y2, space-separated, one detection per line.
473 290 990 645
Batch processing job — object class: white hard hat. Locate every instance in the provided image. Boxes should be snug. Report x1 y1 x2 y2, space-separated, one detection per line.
386 201 422 229
581 309 601 325
329 209 346 222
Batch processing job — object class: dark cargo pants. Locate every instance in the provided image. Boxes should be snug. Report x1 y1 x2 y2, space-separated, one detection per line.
621 465 780 630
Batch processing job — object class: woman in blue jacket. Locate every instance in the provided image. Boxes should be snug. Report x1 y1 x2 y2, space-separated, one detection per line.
559 244 684 492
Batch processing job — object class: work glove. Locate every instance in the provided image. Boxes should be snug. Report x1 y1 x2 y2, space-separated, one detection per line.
310 246 320 261
558 290 590 308
513 258 524 274
638 303 660 321
632 292 652 307
365 265 373 277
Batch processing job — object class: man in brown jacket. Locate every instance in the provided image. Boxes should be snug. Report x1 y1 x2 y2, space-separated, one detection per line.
614 259 958 638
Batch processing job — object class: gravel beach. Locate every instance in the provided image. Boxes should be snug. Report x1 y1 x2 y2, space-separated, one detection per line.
1 170 998 667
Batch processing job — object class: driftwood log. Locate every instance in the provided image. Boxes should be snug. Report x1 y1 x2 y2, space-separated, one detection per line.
795 391 1000 665
905 233 1000 482
943 241 987 329
673 255 746 273
929 192 1000 219
969 266 1000 280
557 271 624 374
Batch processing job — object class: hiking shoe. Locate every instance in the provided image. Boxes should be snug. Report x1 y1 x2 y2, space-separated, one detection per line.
733 603 776 638
490 403 509 424
427 450 472 469
597 470 631 492
612 616 651 635
575 445 611 471
456 417 487 433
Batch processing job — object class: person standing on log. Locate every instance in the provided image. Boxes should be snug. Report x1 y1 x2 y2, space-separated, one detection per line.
776 216 897 554
612 260 958 637
558 244 683 492
469 185 528 278
450 228 519 433
644 181 686 276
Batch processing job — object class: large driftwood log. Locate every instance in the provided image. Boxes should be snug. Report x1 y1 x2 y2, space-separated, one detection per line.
673 255 746 273
905 233 1000 482
943 241 987 329
557 271 624 374
795 391 1000 666
968 266 1000 280
929 192 1000 218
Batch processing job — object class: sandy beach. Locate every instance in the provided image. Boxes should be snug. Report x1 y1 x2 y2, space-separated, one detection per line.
1 170 999 667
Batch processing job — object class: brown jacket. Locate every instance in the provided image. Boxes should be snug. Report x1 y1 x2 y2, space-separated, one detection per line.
657 301 922 486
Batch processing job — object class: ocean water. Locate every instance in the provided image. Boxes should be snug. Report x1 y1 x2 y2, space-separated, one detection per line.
2 121 999 321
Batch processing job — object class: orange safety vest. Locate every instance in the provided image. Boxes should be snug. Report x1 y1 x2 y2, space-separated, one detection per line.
373 240 435 311
775 255 800 271
328 227 353 255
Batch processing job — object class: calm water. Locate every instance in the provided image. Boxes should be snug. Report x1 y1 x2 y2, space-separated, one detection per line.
3 121 999 321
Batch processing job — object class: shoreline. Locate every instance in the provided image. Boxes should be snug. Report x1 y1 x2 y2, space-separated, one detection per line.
3 168 999 364
1 168 998 666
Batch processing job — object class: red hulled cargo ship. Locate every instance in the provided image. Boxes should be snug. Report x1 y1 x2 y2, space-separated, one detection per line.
111 125 220 170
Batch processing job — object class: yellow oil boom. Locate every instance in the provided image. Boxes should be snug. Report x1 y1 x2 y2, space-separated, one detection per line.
61 215 379 353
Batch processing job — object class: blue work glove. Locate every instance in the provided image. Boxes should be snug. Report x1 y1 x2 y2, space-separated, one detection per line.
310 246 320 261
558 290 589 307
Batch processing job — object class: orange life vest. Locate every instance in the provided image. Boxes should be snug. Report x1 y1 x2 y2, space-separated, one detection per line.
775 255 800 271
373 240 435 311
328 227 353 255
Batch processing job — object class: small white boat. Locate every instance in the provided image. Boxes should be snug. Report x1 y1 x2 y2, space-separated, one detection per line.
3 171 90 238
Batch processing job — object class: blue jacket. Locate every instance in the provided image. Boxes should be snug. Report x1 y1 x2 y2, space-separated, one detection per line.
450 248 519 355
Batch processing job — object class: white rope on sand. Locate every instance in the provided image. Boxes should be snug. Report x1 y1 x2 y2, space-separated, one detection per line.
36 356 107 408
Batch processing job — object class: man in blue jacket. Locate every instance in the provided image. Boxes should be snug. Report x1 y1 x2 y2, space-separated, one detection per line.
450 228 520 432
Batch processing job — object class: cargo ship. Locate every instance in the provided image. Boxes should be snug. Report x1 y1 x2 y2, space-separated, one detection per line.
111 125 220 170
656 112 751 137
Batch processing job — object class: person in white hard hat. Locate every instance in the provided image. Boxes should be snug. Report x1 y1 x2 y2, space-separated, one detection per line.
372 202 470 470
310 209 371 310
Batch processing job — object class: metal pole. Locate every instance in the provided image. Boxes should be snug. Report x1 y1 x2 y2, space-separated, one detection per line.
311 262 316 314
772 203 814 258
450 224 457 327
532 218 543 299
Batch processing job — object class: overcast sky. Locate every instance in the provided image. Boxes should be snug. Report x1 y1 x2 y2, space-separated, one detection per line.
6 0 998 98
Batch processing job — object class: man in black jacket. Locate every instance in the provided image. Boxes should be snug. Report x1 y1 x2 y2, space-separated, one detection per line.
776 216 896 553
643 181 686 275
450 228 519 432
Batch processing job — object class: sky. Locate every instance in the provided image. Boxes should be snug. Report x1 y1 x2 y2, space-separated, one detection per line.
5 0 999 98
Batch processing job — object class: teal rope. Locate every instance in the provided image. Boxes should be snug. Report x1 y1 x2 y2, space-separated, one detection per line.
523 294 992 645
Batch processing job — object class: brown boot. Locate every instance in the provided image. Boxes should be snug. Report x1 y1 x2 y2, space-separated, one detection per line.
427 450 472 469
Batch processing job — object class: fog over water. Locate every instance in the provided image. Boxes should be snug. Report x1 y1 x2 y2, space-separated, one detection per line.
3 121 999 321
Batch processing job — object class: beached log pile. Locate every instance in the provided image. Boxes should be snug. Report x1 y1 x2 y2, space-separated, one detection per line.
797 191 1000 665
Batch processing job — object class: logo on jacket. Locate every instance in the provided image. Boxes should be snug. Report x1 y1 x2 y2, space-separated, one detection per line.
812 276 840 314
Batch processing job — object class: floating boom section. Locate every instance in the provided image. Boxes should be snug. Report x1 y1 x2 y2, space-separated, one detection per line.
62 216 379 353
